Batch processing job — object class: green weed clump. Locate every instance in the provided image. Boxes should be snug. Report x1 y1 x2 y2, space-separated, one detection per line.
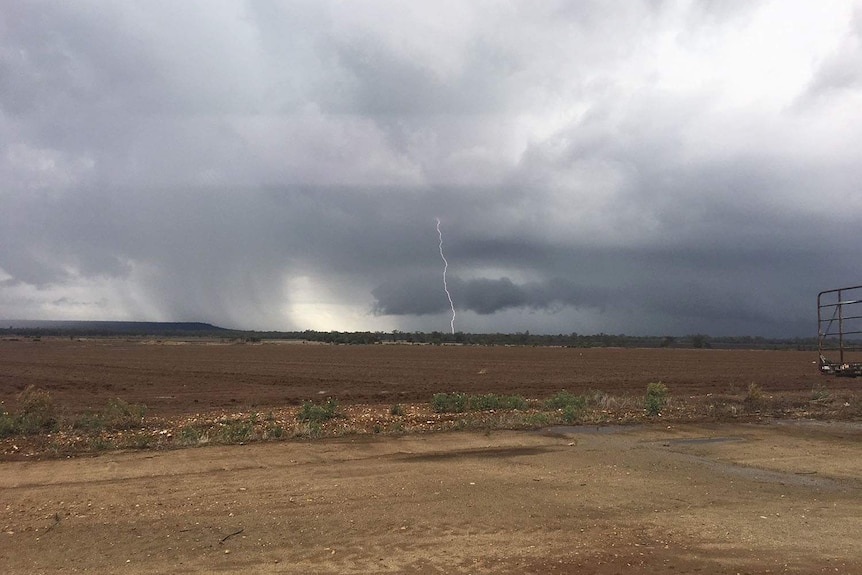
102 398 147 429
218 419 254 443
562 404 581 424
0 386 59 436
432 392 468 413
502 395 529 410
645 382 669 416
179 425 206 446
297 398 340 423
467 394 528 411
0 409 18 438
294 421 324 438
432 393 528 413
544 390 587 411
18 385 59 434
265 423 285 439
523 413 551 427
73 398 148 432
72 411 104 432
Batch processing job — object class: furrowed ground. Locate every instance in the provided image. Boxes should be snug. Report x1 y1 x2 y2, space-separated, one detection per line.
0 337 847 417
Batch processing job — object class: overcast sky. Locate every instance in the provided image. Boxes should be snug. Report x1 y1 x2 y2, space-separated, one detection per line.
2 1 861 336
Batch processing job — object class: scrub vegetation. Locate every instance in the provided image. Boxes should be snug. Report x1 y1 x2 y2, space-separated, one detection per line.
3 379 860 460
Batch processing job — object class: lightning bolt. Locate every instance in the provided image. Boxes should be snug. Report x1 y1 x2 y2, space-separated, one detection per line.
436 217 456 334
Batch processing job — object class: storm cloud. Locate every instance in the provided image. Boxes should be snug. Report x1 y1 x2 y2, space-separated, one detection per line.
2 1 861 336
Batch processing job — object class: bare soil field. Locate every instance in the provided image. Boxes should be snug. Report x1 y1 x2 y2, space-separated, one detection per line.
0 338 844 416
2 339 862 573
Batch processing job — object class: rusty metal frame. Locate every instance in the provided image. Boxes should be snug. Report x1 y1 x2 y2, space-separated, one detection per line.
817 284 862 376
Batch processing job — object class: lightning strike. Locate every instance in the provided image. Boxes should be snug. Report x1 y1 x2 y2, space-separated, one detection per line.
436 217 456 334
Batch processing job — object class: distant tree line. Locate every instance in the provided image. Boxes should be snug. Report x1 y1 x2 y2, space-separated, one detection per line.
0 323 822 350
218 330 819 350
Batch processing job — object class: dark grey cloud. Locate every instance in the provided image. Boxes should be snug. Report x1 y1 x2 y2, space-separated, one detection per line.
373 275 607 317
1 1 861 336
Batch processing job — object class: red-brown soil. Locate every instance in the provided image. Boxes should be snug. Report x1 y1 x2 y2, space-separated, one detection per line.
0 338 839 417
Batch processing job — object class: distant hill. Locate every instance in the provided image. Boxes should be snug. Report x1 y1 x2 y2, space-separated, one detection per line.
0 320 231 336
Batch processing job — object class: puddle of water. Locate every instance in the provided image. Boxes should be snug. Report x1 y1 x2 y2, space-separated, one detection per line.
667 437 744 446
773 420 862 434
401 446 549 462
684 454 849 491
536 425 639 437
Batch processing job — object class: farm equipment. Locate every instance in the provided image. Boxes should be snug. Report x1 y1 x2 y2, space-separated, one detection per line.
817 284 862 377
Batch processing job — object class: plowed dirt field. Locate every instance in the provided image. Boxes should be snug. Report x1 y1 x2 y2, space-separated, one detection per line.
0 339 843 416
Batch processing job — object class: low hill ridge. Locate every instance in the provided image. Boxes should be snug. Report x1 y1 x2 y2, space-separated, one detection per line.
0 320 229 335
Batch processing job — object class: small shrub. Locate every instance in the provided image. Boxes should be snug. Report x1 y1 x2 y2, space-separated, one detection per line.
297 398 339 423
179 425 205 446
502 395 529 410
265 422 285 439
523 413 550 427
101 398 147 430
468 394 519 411
89 436 111 451
585 389 610 408
467 394 499 411
744 383 764 407
645 382 669 416
432 393 468 413
127 434 152 449
73 399 147 432
435 393 528 413
294 421 323 438
16 385 57 434
0 409 20 438
73 411 105 432
545 390 586 411
810 384 831 402
219 419 254 443
562 404 582 424
390 403 405 416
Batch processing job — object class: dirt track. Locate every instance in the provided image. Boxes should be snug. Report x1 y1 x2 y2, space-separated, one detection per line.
3 422 862 574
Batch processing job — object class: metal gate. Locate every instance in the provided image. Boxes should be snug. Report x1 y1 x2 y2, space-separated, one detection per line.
817 284 862 376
